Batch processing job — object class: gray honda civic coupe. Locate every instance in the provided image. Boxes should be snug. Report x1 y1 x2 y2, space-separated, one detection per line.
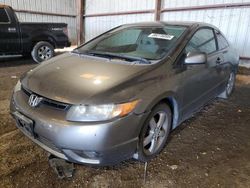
10 22 239 165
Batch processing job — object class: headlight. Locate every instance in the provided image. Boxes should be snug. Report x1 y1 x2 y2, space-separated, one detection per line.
14 80 21 92
66 100 139 122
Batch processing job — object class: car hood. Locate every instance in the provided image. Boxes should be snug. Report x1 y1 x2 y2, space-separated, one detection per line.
21 53 150 104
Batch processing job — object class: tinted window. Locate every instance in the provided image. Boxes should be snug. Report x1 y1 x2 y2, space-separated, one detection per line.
216 31 229 50
186 28 217 54
0 8 9 23
77 25 187 60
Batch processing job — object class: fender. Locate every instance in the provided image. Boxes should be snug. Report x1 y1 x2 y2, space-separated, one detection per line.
21 29 57 53
136 90 181 130
30 31 56 46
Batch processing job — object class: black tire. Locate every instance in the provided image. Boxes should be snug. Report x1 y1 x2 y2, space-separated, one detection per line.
135 103 172 162
31 41 55 63
218 72 236 99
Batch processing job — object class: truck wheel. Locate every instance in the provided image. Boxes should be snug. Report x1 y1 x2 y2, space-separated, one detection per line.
31 41 55 63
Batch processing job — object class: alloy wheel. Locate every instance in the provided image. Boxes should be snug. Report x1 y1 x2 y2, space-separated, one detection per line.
38 46 52 60
143 111 169 155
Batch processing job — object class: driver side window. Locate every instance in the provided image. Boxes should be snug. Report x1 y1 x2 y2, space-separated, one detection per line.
186 28 217 55
0 8 9 23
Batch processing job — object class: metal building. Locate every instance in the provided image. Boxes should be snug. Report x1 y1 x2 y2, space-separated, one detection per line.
84 0 250 61
1 0 250 61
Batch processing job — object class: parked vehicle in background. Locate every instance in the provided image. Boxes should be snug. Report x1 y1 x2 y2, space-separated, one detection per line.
0 4 71 63
11 21 239 166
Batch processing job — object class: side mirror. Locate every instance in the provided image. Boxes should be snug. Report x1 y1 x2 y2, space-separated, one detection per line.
184 52 207 65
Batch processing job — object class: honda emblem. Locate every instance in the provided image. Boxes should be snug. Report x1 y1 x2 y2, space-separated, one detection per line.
28 94 43 107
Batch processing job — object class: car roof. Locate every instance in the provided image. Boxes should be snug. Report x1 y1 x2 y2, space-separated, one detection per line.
122 21 217 29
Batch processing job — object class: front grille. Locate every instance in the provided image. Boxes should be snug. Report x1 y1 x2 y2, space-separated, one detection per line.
41 98 69 110
21 86 70 111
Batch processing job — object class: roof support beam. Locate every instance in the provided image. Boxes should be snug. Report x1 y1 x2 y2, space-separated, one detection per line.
84 10 154 17
76 0 84 45
161 2 250 12
154 0 162 21
14 9 76 17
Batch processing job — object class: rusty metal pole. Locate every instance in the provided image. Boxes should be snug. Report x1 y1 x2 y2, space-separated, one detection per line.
155 0 162 21
76 0 84 46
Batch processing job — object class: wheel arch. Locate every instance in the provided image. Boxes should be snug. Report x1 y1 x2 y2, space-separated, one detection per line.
134 93 181 161
144 92 180 130
30 33 57 50
160 97 179 130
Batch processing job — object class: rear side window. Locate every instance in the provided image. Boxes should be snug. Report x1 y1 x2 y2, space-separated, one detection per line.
0 8 9 23
186 28 217 54
216 31 229 50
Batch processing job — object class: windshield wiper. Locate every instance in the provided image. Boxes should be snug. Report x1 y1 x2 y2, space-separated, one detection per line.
72 50 150 64
71 49 93 56
87 51 151 64
72 49 93 56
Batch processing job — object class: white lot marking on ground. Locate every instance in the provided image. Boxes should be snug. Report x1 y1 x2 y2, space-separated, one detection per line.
169 165 178 170
0 130 19 148
144 162 148 183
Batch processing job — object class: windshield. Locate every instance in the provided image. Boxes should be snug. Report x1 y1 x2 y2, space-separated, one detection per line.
76 25 187 61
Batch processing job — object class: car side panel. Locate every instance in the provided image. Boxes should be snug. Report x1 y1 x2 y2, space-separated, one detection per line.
20 23 70 54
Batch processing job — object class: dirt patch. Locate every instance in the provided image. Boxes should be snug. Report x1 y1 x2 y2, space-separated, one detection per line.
237 75 250 85
0 58 250 188
238 66 250 75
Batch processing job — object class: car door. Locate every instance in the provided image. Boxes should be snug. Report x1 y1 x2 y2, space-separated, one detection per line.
178 27 221 119
0 7 20 54
214 30 232 93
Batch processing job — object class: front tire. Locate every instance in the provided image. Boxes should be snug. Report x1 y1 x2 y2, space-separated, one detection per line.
135 103 172 162
31 41 55 63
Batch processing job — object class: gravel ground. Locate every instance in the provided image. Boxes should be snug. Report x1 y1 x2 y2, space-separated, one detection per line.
0 56 250 188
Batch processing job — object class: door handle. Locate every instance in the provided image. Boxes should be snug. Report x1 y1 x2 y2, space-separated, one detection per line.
8 27 16 32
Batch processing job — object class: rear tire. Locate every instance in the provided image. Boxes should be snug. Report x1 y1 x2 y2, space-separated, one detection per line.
134 103 172 162
218 72 236 99
31 41 55 63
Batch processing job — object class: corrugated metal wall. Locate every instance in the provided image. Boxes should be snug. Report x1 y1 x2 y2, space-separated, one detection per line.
85 14 154 41
162 0 250 58
85 0 250 58
85 0 155 41
0 0 77 44
1 0 249 57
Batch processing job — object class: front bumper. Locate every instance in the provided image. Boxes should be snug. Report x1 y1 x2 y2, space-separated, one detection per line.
10 89 147 166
